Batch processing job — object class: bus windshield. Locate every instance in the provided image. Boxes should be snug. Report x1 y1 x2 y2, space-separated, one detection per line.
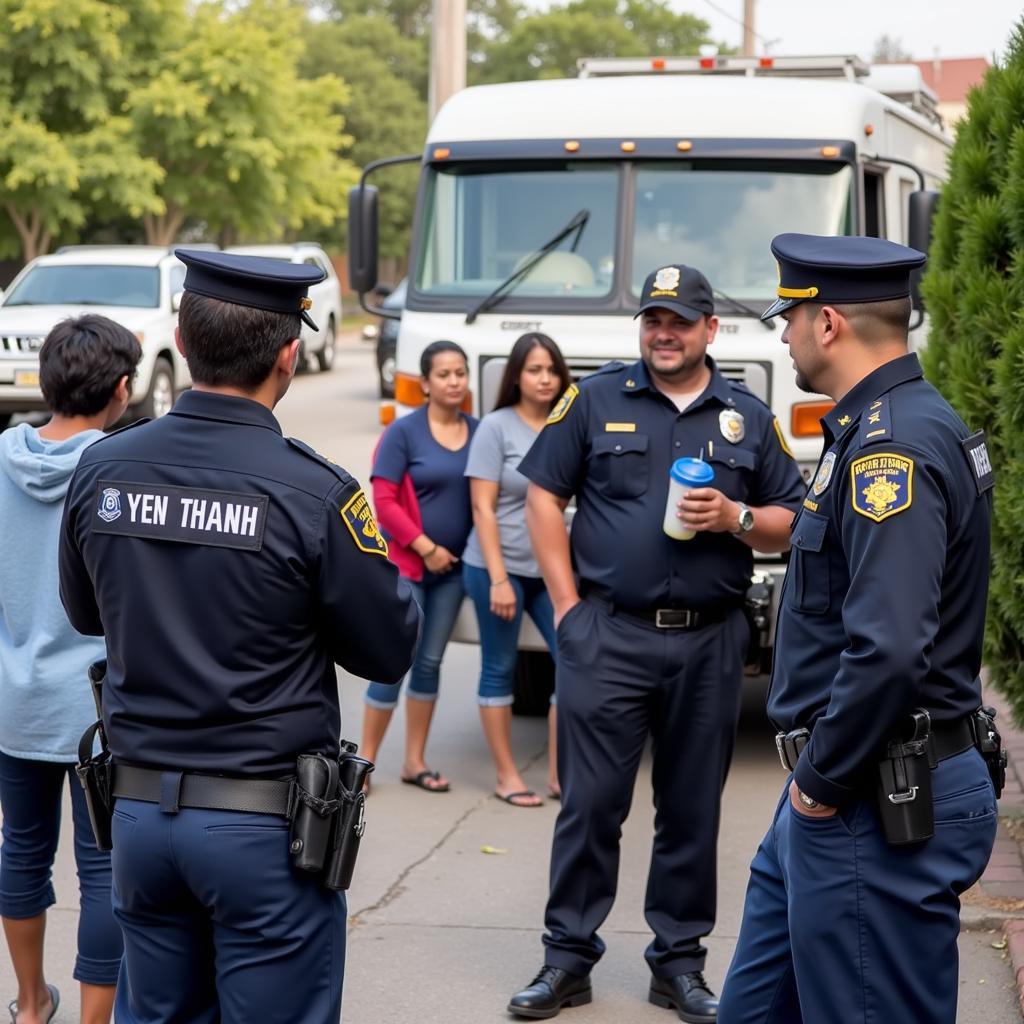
416 162 619 299
632 161 853 299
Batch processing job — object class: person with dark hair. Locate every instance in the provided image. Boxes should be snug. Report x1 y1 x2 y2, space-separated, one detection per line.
57 251 420 1024
720 235 997 1023
360 340 478 793
462 333 571 807
1 314 139 1024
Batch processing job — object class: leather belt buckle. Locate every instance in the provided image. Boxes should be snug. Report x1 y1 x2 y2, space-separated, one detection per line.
775 728 810 771
655 608 693 629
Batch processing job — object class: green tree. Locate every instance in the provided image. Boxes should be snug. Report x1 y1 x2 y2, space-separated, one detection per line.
474 0 714 83
0 0 167 260
130 0 357 245
300 15 427 260
920 24 1024 718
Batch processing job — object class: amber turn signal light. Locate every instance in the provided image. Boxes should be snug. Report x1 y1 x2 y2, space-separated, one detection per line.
791 401 835 437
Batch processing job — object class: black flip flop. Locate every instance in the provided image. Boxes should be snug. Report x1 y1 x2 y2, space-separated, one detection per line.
401 769 450 792
495 790 543 807
8 984 60 1024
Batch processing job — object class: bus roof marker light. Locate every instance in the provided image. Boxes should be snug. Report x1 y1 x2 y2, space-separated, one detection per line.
864 124 875 136
699 57 715 69
651 58 666 70
676 140 693 152
433 147 451 160
760 57 774 68
565 140 580 152
621 141 636 153
820 146 840 158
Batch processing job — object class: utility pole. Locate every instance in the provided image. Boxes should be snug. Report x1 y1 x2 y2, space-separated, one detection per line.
429 0 467 121
742 0 756 56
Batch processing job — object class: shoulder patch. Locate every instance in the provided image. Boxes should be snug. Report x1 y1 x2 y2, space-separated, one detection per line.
858 395 892 447
772 417 794 458
850 452 914 522
340 488 389 557
961 430 995 495
547 383 579 425
286 437 355 488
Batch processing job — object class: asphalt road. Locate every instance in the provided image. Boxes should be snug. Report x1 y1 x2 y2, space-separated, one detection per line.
1 338 1019 1022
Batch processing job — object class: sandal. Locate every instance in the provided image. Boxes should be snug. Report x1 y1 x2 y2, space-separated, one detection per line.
8 984 60 1024
495 789 543 808
401 769 450 793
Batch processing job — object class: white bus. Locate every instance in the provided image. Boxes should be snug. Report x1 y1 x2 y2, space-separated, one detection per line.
348 55 951 680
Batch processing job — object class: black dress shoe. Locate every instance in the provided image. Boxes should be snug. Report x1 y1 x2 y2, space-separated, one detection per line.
649 971 718 1023
507 965 592 1019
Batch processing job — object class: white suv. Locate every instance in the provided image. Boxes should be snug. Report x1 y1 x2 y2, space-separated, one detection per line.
0 246 191 430
224 243 341 372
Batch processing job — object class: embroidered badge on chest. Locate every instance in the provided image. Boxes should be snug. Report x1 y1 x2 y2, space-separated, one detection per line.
719 409 745 443
811 451 836 497
850 452 914 522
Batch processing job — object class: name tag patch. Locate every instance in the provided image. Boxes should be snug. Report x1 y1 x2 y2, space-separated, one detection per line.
961 430 995 495
91 481 268 551
849 453 914 523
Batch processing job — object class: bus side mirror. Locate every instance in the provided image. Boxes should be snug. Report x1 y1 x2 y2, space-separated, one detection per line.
348 185 380 295
908 190 939 312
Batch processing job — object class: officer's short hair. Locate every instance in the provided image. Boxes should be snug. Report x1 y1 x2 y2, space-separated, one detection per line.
178 292 301 390
807 296 912 344
39 314 142 416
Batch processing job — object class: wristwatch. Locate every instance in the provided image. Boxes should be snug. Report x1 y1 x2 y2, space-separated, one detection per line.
733 502 754 534
797 789 821 810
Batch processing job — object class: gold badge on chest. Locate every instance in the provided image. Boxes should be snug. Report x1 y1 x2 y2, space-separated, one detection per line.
719 408 745 443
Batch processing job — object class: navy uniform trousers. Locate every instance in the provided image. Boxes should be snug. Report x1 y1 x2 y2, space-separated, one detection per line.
110 797 346 1024
719 748 996 1023
543 596 749 979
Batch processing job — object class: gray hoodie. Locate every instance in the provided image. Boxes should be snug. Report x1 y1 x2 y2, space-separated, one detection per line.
0 423 106 760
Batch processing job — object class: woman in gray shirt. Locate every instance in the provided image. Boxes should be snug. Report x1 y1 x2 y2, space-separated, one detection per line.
463 334 572 807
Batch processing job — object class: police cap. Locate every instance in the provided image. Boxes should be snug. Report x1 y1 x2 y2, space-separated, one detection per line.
635 264 714 322
175 249 327 331
761 234 926 321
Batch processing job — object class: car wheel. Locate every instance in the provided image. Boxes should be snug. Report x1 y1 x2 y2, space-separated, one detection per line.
137 357 176 420
378 351 396 398
316 318 336 372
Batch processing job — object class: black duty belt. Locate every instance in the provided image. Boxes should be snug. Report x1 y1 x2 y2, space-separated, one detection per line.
775 714 976 773
113 765 294 818
584 594 724 631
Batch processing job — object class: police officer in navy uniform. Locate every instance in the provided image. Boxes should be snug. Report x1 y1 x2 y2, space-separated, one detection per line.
718 234 998 1023
507 264 805 1021
58 250 420 1024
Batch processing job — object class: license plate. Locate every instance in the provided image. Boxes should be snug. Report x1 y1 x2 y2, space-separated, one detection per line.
14 369 39 387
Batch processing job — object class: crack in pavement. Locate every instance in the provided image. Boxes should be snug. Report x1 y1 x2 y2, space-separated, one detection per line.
349 744 548 929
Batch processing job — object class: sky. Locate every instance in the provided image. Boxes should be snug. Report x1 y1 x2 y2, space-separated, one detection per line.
528 1 1021 63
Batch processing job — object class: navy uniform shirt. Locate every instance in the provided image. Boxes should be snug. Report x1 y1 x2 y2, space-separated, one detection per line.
519 357 804 610
769 353 994 807
59 390 420 777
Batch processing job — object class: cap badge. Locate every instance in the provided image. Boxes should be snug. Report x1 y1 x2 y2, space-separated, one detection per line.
719 408 745 444
812 451 836 496
650 266 681 297
300 297 312 311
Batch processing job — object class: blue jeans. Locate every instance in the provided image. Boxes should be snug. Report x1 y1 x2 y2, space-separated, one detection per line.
462 563 558 706
0 751 123 985
364 571 465 709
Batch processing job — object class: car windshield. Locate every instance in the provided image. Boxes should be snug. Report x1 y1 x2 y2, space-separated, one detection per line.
5 265 161 308
416 162 618 299
632 161 853 299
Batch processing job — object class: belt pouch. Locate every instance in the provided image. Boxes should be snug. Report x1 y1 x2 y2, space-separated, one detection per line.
973 705 1007 798
875 736 934 845
290 754 340 874
75 720 114 853
323 754 374 891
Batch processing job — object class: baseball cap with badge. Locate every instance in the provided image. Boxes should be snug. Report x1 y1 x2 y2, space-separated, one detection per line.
174 249 327 331
635 264 715 323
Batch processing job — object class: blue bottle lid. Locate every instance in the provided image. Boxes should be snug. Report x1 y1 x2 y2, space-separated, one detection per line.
670 457 715 486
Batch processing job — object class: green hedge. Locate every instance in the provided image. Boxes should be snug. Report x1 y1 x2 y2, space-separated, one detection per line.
921 23 1024 721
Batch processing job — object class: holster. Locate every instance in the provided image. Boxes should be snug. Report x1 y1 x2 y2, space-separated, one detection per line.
323 750 374 892
972 705 1007 798
76 688 114 853
289 754 341 874
875 709 935 845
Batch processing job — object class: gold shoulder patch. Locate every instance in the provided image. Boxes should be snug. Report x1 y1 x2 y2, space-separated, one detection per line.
547 383 579 425
850 452 914 522
340 489 389 556
772 417 794 458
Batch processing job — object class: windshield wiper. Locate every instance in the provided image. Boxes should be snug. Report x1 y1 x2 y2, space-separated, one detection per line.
713 288 776 330
465 209 590 325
